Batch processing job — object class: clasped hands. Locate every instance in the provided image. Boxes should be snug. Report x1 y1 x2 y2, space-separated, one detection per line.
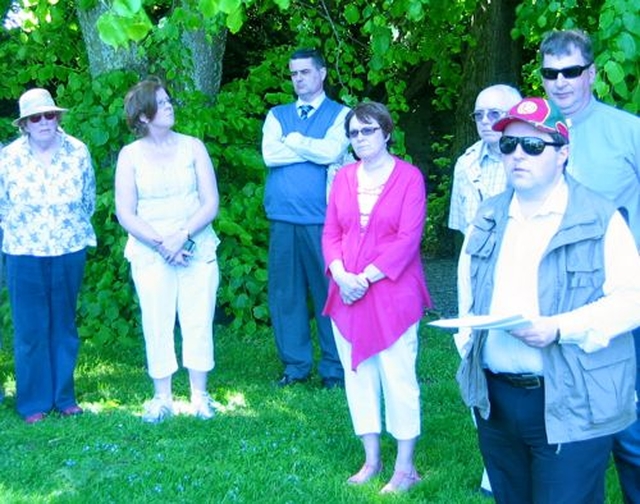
153 230 192 266
334 271 369 305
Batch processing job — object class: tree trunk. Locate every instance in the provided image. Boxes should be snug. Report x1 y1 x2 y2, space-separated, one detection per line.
453 0 522 157
75 4 148 79
181 22 227 98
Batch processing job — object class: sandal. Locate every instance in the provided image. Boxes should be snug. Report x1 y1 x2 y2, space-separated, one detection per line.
347 463 383 485
380 468 421 493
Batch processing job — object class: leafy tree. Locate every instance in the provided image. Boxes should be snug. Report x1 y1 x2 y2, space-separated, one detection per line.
0 0 637 345
76 1 147 79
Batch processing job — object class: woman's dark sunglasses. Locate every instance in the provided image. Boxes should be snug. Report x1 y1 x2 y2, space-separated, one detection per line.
499 136 565 156
540 63 592 80
28 112 58 123
348 126 380 139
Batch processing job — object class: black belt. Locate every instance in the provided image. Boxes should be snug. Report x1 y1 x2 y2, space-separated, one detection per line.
486 370 543 389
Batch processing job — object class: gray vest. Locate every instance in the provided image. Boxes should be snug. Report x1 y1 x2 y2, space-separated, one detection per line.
457 176 636 443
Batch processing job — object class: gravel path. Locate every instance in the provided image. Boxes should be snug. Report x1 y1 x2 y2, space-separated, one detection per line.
424 257 458 318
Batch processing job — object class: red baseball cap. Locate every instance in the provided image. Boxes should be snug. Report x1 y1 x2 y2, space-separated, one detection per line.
493 97 569 142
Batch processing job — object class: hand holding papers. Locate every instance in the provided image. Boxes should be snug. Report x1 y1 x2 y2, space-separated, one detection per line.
429 315 533 358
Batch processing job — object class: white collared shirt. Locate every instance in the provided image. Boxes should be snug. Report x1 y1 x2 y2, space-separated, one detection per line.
482 179 567 373
294 94 326 119
456 177 640 370
261 92 350 168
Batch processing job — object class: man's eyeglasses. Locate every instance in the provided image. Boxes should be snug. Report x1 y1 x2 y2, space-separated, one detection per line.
470 109 505 123
348 126 380 139
499 136 565 156
28 112 58 123
540 63 592 80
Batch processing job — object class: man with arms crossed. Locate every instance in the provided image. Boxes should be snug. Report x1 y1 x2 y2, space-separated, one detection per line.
262 48 349 389
541 29 640 504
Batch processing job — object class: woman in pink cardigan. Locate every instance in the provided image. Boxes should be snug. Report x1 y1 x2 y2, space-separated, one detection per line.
322 102 432 493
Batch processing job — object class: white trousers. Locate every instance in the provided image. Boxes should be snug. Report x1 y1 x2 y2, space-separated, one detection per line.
333 322 421 440
131 258 219 379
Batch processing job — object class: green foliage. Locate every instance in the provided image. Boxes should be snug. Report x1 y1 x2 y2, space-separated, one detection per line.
0 1 274 343
0 1 83 100
174 53 275 335
216 183 269 334
424 135 456 258
97 0 153 47
57 70 143 345
595 0 640 112
1 0 638 346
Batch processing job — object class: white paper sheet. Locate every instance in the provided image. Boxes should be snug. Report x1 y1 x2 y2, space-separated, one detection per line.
427 314 532 331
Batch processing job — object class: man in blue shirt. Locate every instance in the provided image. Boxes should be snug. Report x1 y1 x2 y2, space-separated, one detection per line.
262 48 350 388
541 29 640 504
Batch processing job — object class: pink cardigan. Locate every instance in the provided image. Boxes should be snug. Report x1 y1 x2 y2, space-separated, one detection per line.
322 157 432 370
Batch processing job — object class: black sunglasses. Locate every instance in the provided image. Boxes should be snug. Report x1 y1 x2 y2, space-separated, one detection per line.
348 126 381 139
499 136 565 156
28 112 58 123
540 63 592 80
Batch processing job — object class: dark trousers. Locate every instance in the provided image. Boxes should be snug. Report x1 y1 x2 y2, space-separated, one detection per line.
476 373 612 504
7 250 86 417
613 328 640 504
267 221 342 380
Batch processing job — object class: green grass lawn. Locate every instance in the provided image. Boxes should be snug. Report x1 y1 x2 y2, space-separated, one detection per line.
0 321 626 503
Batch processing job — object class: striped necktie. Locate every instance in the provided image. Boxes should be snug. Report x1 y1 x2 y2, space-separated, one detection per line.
299 105 313 120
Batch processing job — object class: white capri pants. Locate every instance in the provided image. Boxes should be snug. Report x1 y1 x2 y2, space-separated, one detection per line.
131 257 219 379
333 321 421 440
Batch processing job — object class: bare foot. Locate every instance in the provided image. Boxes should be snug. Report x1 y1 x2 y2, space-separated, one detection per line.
380 468 421 493
347 463 383 485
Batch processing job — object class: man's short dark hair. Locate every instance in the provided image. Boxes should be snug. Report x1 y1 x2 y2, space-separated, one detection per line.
290 48 326 69
540 29 594 64
550 132 569 146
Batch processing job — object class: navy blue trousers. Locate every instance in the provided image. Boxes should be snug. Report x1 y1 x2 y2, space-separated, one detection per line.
267 221 342 380
7 250 86 417
476 373 612 504
613 328 640 504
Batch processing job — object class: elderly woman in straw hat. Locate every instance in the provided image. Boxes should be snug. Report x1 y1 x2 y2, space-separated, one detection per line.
0 88 96 424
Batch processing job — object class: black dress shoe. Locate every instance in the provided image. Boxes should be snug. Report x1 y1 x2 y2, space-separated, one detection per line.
322 377 345 389
277 374 308 387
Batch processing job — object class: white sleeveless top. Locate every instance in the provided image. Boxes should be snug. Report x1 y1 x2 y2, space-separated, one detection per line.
124 135 220 265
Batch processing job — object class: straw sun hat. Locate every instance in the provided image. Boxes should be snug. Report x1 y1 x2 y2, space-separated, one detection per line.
13 88 67 126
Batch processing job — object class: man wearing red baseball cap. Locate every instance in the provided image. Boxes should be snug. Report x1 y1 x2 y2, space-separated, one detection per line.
455 97 640 504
